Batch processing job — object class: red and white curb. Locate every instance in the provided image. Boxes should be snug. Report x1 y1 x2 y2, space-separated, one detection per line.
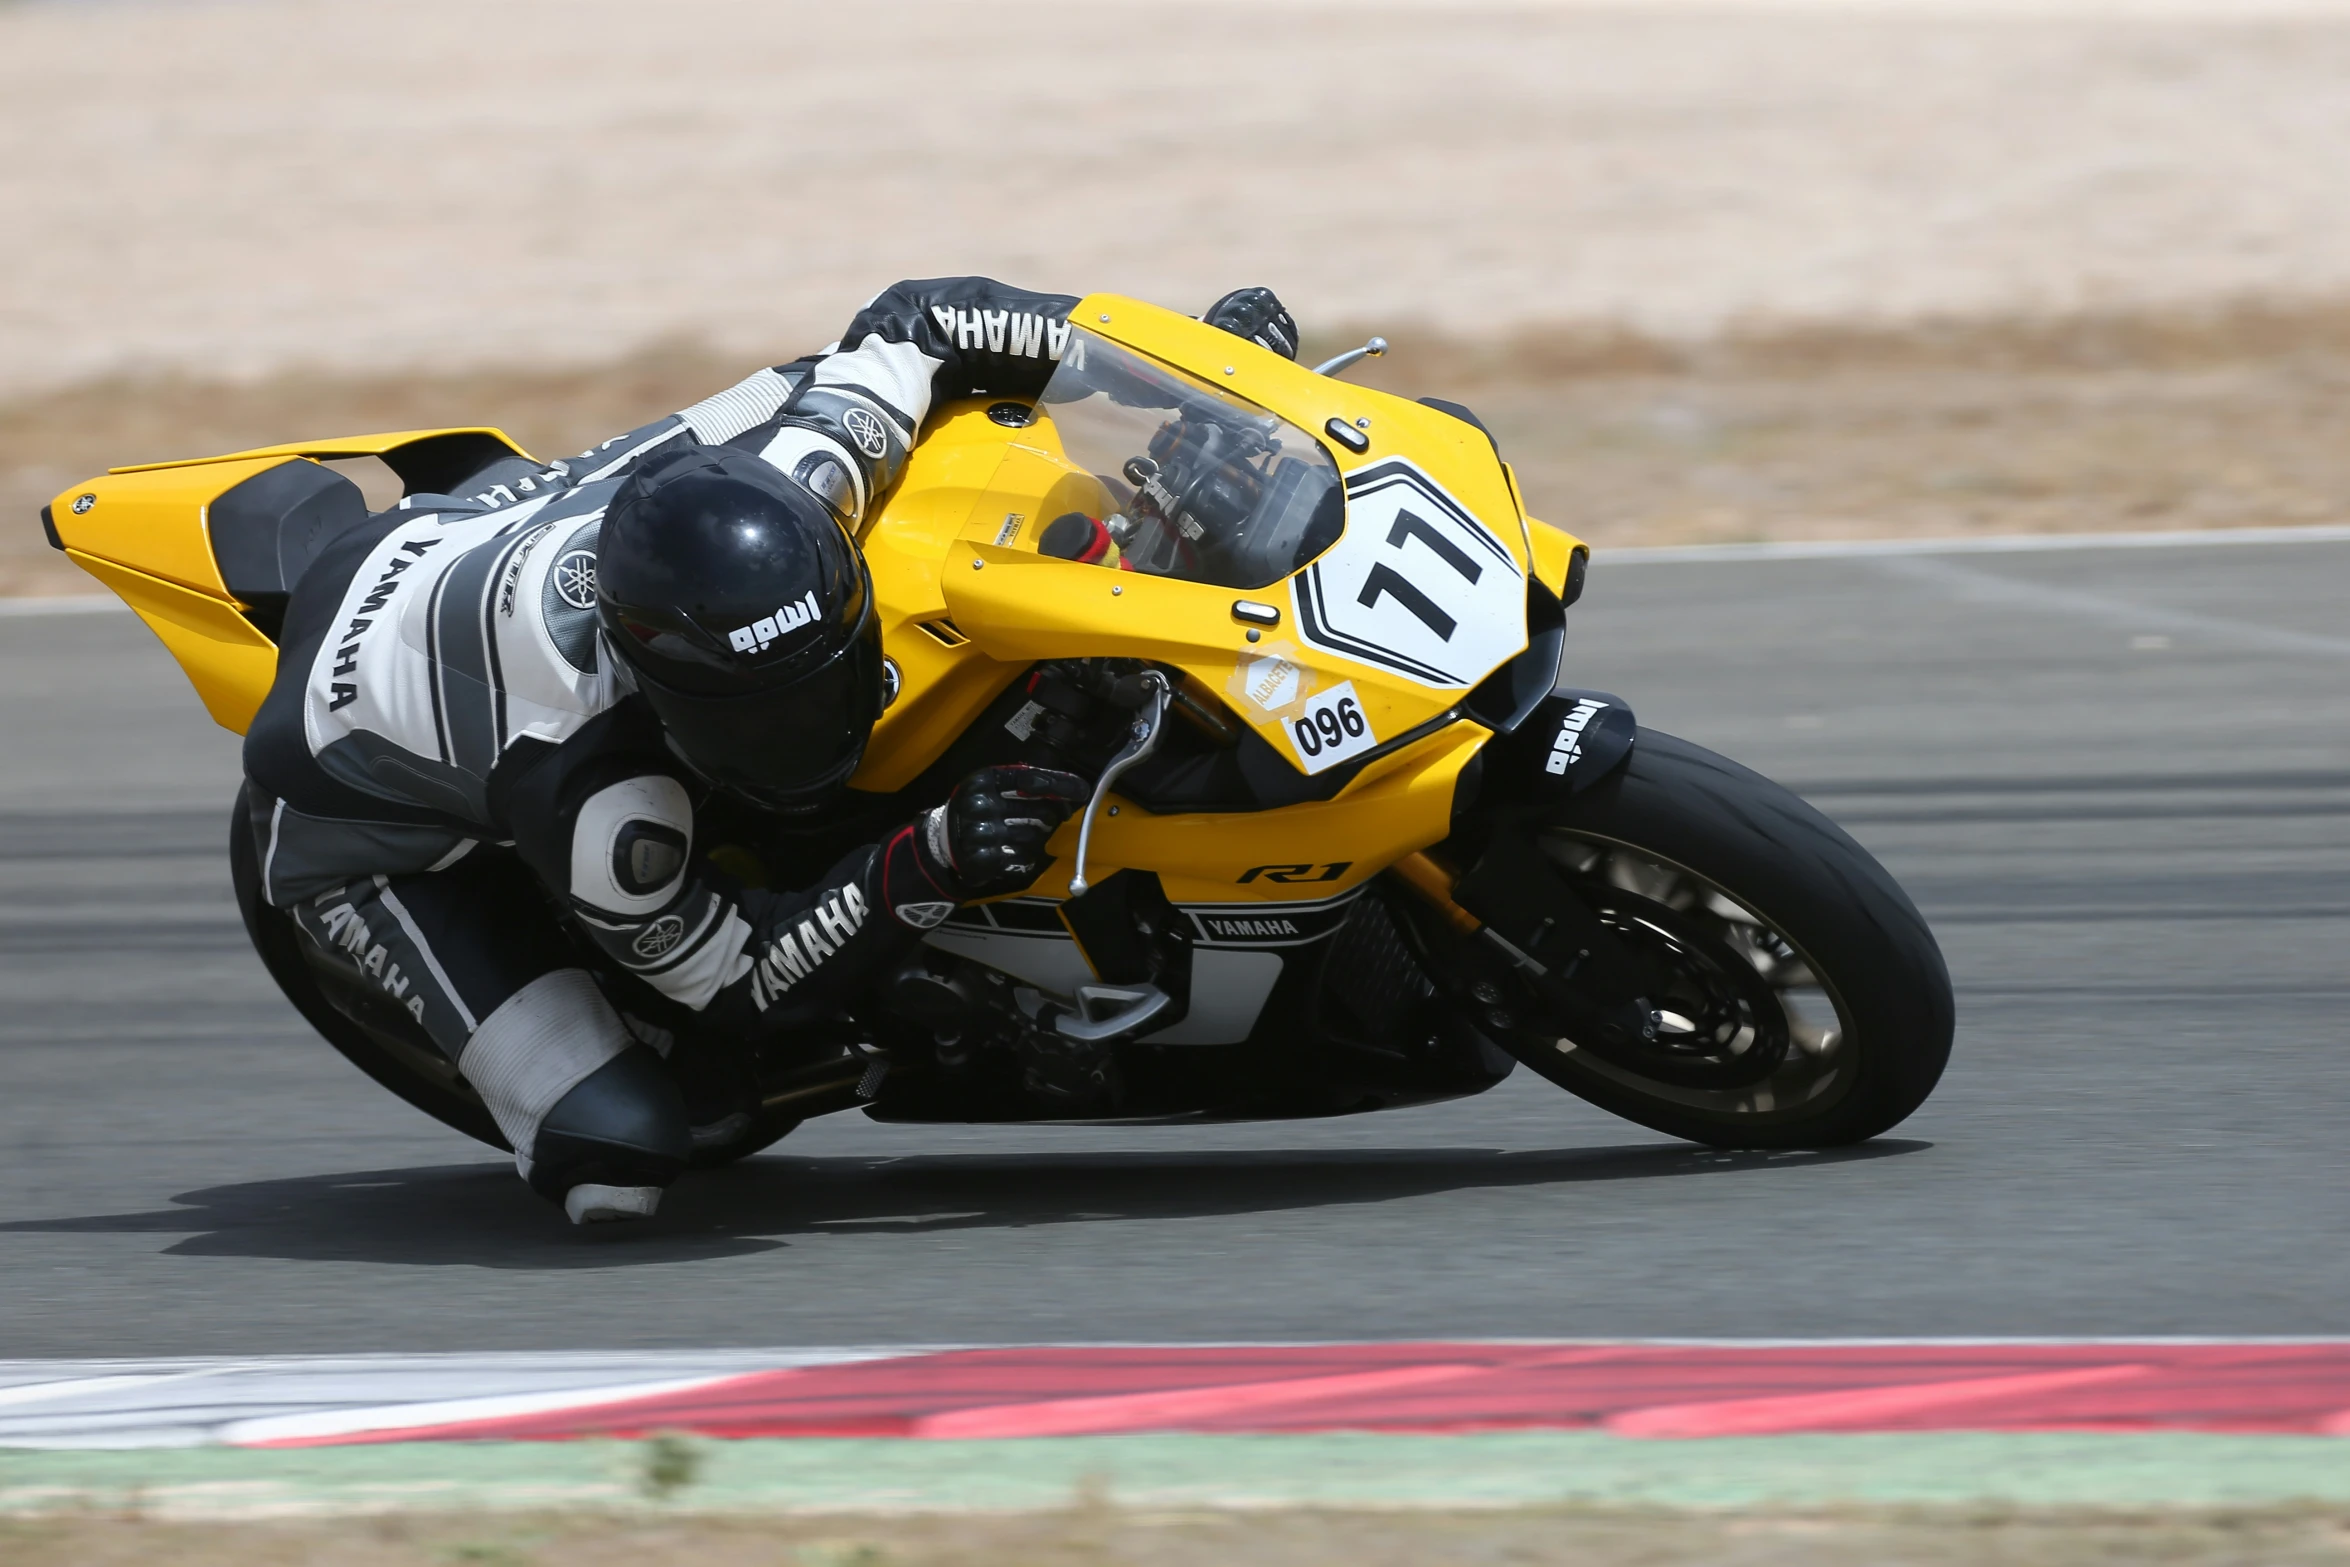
0 1351 878 1449
7 1340 2350 1450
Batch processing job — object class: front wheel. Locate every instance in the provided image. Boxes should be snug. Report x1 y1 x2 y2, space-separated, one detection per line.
1443 730 1954 1147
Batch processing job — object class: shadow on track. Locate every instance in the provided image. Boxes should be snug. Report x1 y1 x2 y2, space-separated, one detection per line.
0 1141 1927 1270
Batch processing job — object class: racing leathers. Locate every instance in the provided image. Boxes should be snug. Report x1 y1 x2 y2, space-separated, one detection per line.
241 277 1085 1207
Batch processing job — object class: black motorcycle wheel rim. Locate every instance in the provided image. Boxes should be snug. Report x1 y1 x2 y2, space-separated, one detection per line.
1521 830 1858 1121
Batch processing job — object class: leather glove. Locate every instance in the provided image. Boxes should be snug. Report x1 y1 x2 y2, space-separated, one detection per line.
912 765 1091 901
1201 287 1300 361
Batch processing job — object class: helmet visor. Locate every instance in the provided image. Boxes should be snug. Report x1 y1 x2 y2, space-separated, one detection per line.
634 609 885 811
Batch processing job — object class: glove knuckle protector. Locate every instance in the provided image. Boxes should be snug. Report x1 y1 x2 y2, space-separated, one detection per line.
907 764 1092 899
1202 286 1300 362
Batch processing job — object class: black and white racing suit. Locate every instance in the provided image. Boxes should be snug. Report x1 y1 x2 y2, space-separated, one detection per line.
241 278 1080 1200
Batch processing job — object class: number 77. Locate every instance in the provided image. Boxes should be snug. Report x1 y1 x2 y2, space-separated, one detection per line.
1357 563 1457 641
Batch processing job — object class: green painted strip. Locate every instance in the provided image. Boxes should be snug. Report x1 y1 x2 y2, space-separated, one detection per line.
5 1433 2350 1519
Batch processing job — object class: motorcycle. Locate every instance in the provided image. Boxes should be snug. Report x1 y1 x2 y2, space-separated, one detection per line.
42 296 1954 1162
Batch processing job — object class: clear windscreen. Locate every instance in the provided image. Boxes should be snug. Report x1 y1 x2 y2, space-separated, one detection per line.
1033 329 1345 591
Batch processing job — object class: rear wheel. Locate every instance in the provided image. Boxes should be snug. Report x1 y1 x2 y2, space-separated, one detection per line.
228 783 509 1149
1459 731 1953 1147
682 1106 805 1168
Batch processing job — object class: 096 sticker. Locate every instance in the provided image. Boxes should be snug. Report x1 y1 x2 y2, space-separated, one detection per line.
1284 680 1377 773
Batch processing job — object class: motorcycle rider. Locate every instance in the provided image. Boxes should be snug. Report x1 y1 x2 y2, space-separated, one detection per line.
240 278 1301 1225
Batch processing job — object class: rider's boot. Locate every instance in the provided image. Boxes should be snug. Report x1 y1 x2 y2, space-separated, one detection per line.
528 1047 692 1222
458 970 691 1224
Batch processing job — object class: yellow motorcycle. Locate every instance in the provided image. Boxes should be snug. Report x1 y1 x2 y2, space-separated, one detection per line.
43 295 1953 1155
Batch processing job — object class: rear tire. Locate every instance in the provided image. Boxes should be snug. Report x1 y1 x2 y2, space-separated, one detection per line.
685 1106 804 1168
229 783 511 1150
1474 730 1953 1147
231 785 812 1161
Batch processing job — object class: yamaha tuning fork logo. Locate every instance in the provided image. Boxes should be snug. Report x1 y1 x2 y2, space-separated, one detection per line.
631 915 686 960
841 407 890 459
551 550 599 611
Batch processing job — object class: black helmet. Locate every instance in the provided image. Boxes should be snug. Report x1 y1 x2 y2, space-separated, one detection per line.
597 444 884 812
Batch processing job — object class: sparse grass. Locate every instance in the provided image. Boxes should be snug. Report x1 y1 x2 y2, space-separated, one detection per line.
637 1433 705 1501
6 1503 2350 1566
11 299 2350 596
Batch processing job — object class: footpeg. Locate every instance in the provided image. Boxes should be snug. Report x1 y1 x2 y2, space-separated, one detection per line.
1054 982 1175 1043
849 1042 892 1100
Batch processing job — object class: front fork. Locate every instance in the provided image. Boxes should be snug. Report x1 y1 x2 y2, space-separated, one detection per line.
1390 832 1670 1067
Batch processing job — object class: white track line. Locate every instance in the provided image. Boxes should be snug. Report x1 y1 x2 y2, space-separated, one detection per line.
221 1373 763 1448
1870 552 2350 658
0 1350 886 1451
1600 522 2350 564
0 594 123 617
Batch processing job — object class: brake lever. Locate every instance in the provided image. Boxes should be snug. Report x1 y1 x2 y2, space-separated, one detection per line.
1066 670 1170 897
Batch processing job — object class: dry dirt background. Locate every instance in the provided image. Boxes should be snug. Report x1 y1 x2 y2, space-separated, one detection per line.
9 0 2350 591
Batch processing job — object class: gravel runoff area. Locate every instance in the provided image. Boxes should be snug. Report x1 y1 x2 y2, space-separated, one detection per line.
8 1436 2350 1565
16 0 2350 591
15 303 2350 594
9 1504 2350 1567
13 0 2350 392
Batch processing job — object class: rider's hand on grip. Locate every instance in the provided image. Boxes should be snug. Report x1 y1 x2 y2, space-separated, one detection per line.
922 765 1092 897
1201 287 1300 362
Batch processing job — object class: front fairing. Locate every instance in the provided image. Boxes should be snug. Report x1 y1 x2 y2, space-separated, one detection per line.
936 295 1544 779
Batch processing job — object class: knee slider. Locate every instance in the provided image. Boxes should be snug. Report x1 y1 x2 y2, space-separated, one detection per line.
524 1044 691 1203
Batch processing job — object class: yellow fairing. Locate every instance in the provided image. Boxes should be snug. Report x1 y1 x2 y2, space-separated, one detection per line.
848 399 1038 791
53 456 279 600
104 427 526 476
930 300 1538 769
70 552 280 732
51 457 291 733
845 294 1578 903
1527 518 1586 600
1035 724 1485 905
57 305 1582 915
50 429 529 735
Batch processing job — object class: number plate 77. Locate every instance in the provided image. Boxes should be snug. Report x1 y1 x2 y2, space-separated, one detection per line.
1284 681 1378 774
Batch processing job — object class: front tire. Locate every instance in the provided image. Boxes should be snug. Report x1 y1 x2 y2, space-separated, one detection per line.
1457 730 1953 1147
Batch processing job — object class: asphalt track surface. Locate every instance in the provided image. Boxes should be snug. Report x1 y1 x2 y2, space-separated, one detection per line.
2 536 2347 1357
